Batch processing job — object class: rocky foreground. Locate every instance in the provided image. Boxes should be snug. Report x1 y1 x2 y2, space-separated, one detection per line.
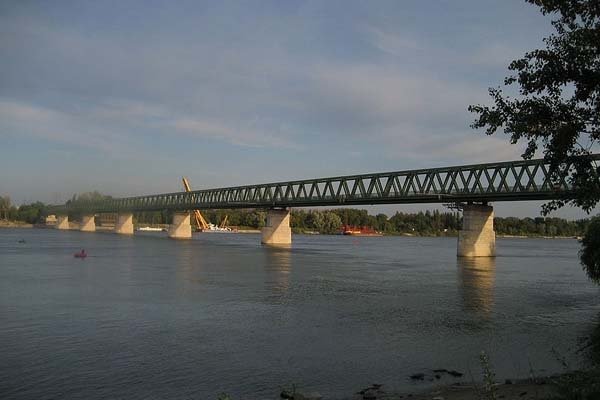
348 379 557 400
274 369 599 400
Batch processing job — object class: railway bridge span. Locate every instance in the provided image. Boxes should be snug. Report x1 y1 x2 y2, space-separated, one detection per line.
49 155 600 257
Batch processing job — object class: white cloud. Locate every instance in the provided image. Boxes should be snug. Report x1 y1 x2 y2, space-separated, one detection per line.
91 100 170 122
366 27 420 56
0 99 301 152
310 64 481 123
469 43 525 68
302 63 519 163
171 117 300 149
0 100 121 153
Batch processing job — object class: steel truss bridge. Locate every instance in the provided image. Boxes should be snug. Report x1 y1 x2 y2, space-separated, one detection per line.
51 155 600 214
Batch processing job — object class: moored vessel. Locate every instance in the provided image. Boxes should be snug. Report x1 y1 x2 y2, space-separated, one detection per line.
341 225 383 236
137 226 165 232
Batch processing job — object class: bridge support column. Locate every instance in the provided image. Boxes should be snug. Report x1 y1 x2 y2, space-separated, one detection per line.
56 215 69 230
80 215 96 232
115 213 134 235
168 212 192 239
261 208 291 246
458 204 495 257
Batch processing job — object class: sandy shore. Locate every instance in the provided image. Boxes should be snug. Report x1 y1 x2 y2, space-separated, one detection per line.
0 220 33 228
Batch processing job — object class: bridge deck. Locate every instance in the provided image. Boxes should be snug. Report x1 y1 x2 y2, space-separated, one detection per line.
50 155 600 214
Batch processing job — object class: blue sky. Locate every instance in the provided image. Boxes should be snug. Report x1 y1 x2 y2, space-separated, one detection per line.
0 0 591 218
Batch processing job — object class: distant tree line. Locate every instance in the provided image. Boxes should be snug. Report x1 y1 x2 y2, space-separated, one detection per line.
64 191 113 221
0 192 111 224
494 216 589 238
0 196 49 224
133 209 268 229
133 207 589 237
0 193 591 237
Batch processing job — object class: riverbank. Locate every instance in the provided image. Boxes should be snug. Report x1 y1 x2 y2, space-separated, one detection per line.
0 223 582 240
497 234 580 240
0 220 32 228
375 369 598 400
361 377 566 400
292 229 579 240
275 369 598 400
0 219 584 240
348 378 558 400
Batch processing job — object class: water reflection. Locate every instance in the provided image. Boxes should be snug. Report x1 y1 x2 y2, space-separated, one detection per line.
174 240 200 295
264 247 292 299
457 257 496 317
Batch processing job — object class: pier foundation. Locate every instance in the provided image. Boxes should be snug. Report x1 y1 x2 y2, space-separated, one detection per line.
458 204 495 257
56 215 69 230
115 213 134 235
80 215 96 232
261 208 291 246
168 212 192 239
45 214 57 226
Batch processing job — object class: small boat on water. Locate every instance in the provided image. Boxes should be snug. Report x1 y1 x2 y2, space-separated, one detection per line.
136 226 165 232
341 225 383 236
74 250 87 259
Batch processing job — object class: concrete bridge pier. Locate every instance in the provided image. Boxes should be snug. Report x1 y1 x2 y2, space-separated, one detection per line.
115 213 134 235
80 215 96 232
261 208 291 246
458 204 495 257
168 212 192 239
56 215 69 230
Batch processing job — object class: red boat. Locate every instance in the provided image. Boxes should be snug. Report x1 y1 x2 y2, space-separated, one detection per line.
341 225 383 236
74 250 87 258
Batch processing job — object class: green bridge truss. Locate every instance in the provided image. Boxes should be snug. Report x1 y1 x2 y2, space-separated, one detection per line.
50 155 600 214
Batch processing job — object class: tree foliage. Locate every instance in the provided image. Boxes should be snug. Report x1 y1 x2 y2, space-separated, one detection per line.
0 200 48 224
580 216 600 284
66 191 113 220
0 196 11 220
469 0 600 215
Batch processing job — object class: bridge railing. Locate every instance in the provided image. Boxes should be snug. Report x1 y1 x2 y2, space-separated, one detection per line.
48 154 599 214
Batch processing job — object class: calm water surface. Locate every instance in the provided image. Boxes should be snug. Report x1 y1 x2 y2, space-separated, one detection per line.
1 228 599 399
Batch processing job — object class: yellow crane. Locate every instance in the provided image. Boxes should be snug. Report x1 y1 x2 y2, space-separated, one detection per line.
219 214 228 229
182 177 210 231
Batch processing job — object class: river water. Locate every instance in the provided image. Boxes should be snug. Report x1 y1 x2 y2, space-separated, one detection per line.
1 228 598 399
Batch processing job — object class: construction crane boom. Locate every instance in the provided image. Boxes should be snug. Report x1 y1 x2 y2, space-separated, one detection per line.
182 177 209 231
219 215 228 229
